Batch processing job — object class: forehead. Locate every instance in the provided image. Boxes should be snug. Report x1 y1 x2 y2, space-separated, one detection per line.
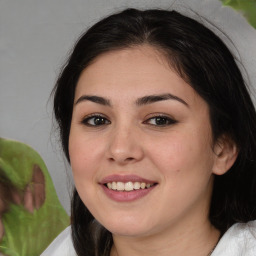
75 45 201 106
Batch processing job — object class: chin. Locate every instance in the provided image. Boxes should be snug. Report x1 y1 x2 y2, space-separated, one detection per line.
110 227 150 237
101 218 155 237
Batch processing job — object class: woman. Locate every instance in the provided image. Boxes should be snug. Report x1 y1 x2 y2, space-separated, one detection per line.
42 8 256 256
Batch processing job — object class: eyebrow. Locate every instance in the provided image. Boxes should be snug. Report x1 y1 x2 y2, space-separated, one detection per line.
75 93 188 107
75 95 111 106
136 93 189 107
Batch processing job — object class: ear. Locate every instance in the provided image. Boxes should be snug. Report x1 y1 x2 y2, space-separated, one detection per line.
212 135 238 175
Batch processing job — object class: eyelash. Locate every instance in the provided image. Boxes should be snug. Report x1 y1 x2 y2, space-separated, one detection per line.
81 114 177 127
144 115 177 127
81 114 111 127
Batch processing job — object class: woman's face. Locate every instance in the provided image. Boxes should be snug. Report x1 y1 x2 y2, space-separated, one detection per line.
69 45 219 237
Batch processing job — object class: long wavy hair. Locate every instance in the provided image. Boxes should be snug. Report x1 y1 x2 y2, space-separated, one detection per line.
53 8 256 256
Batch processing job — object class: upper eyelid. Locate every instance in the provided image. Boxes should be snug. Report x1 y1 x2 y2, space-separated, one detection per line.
82 113 108 119
81 113 176 119
144 112 176 120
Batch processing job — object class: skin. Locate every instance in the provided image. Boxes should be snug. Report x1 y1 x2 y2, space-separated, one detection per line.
69 45 237 256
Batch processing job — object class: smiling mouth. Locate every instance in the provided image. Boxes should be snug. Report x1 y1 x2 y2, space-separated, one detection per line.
105 181 157 191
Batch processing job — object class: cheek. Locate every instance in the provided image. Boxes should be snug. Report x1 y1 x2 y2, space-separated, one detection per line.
68 129 96 181
148 132 215 214
69 134 98 207
147 130 214 178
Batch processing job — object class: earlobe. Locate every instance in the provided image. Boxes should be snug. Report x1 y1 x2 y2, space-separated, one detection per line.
212 136 238 175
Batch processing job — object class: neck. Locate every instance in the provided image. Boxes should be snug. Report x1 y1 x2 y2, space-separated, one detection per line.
111 219 220 256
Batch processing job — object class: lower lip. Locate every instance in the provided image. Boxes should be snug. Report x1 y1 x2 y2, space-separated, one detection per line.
101 184 156 202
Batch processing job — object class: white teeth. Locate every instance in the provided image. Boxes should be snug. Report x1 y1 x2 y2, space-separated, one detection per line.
116 182 124 191
140 182 146 189
106 181 153 191
125 182 133 191
134 182 141 190
112 182 117 190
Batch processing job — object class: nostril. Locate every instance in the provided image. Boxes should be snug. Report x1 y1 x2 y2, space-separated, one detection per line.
108 156 135 163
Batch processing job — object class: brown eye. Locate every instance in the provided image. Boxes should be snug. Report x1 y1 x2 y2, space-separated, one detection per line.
82 115 110 126
145 116 177 126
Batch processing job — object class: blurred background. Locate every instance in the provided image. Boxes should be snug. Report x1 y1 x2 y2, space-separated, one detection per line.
1 0 256 214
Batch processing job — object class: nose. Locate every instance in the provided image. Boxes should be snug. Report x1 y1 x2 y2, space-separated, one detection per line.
107 125 144 165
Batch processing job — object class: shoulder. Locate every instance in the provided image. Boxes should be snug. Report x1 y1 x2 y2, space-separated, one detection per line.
212 220 256 256
40 226 76 256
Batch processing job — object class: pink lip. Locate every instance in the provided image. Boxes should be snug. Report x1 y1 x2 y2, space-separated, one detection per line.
99 174 157 202
100 174 156 184
101 184 156 202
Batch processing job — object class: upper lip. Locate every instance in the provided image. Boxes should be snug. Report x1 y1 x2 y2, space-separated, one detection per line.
100 174 157 184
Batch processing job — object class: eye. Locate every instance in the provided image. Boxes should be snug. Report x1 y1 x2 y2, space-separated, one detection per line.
82 115 110 126
144 115 177 126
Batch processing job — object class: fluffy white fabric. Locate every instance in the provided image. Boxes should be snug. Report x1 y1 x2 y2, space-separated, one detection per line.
212 221 256 256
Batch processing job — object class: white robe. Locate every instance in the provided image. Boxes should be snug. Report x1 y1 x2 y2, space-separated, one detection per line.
41 221 256 256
